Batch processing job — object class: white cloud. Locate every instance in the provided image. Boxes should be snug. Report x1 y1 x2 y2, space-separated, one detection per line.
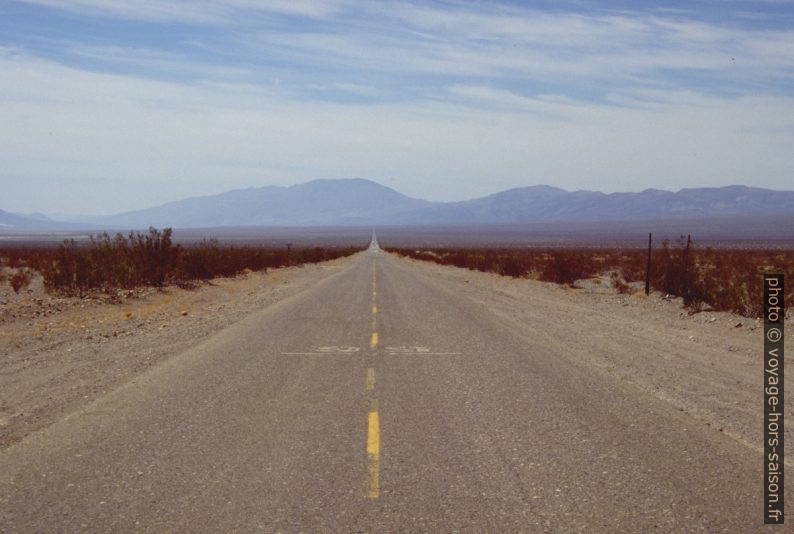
12 0 794 91
13 0 352 23
66 44 253 80
223 3 794 91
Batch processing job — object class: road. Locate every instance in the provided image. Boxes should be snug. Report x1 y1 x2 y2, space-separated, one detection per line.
0 241 768 532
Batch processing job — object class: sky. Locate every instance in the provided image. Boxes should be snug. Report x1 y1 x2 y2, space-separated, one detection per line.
1 1 794 216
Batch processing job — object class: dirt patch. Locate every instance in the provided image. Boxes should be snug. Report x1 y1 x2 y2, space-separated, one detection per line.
0 255 356 448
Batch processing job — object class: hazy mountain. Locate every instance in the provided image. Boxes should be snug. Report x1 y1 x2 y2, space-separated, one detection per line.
0 209 101 231
3 180 794 231
390 185 794 224
0 209 39 228
90 181 794 228
0 209 66 229
89 178 435 228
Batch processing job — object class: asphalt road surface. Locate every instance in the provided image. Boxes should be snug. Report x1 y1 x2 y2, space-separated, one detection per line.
0 242 767 532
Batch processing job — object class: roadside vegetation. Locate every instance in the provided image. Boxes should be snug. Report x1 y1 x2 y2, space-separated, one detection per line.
387 239 794 318
0 227 361 295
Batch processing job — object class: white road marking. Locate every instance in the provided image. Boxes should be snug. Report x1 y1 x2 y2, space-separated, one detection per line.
317 346 360 353
281 346 361 356
385 346 430 353
281 352 362 356
387 352 463 355
384 346 462 355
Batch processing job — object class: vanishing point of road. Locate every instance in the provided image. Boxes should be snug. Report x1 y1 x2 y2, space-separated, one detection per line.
0 240 765 532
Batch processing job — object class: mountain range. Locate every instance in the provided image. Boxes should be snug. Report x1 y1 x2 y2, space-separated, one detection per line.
3 179 794 231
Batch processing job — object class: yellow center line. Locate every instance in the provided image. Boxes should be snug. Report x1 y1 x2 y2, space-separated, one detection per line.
367 400 380 499
367 260 381 499
371 260 378 349
366 367 375 390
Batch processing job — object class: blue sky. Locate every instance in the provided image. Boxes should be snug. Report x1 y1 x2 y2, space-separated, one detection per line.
1 0 793 215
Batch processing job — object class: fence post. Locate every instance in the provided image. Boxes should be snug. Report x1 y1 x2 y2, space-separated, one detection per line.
645 232 652 296
682 234 691 299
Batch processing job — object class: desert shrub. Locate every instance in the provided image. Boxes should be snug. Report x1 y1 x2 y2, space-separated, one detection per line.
650 237 689 296
129 227 178 286
177 241 287 279
613 251 647 283
539 251 598 285
407 250 438 263
90 233 136 288
687 248 792 317
10 269 32 293
8 228 360 295
497 254 529 278
610 272 632 294
177 239 225 280
386 244 794 318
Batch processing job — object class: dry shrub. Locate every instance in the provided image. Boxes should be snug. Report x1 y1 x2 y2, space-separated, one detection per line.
1 229 361 296
10 269 32 293
539 252 598 285
387 244 794 318
610 272 632 294
497 254 530 278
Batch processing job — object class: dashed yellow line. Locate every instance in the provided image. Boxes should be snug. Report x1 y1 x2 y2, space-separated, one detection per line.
367 399 380 499
367 367 375 390
371 260 378 349
368 260 380 498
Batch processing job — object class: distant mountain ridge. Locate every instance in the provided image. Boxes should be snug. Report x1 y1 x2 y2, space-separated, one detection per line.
2 179 794 230
0 209 81 230
390 184 794 224
87 179 433 228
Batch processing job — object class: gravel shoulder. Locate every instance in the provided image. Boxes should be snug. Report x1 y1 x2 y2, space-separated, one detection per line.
0 255 357 449
391 253 792 457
